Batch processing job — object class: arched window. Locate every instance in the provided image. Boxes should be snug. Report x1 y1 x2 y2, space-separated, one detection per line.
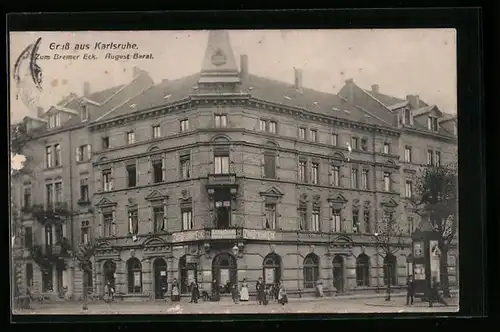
179 255 198 294
127 258 142 293
303 254 320 289
103 260 116 289
263 253 282 285
356 253 370 286
383 254 397 286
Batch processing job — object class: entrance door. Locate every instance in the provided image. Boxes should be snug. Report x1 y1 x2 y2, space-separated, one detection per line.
333 255 344 293
212 253 237 294
103 260 116 292
215 201 231 229
153 258 168 299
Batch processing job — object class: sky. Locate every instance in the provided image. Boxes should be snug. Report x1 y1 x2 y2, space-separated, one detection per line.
9 29 456 123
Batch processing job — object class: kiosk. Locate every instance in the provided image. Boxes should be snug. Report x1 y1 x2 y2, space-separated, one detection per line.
410 230 442 300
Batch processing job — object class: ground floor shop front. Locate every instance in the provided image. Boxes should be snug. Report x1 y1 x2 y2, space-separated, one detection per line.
20 239 458 301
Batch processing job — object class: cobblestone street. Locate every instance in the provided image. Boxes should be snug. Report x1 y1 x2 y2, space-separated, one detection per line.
15 296 458 315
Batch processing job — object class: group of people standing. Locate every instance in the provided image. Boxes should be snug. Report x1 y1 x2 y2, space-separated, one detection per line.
406 275 449 307
158 277 288 305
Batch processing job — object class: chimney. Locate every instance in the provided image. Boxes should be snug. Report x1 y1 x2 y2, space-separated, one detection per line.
37 107 44 118
294 68 303 91
240 54 248 79
345 78 354 103
371 84 379 94
83 82 91 96
406 94 420 109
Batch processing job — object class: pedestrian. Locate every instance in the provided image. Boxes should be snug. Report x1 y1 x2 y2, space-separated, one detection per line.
256 277 265 305
171 278 180 302
263 286 269 305
225 280 232 294
189 281 199 303
406 275 415 305
211 279 220 302
161 280 168 302
273 282 280 302
239 278 249 302
231 284 239 303
315 278 324 298
278 283 288 306
428 277 448 307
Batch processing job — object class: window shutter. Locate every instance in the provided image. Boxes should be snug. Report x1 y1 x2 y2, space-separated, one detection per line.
75 147 81 162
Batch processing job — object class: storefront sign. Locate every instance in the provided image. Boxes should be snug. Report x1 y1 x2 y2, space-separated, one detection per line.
211 229 236 240
243 229 276 241
172 230 204 243
160 271 166 277
264 268 275 284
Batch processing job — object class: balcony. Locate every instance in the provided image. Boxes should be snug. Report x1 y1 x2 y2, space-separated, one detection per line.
206 173 238 189
30 203 71 224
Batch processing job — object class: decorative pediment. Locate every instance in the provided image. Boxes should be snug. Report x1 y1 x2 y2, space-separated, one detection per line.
299 193 308 202
145 190 168 201
143 236 166 246
381 198 399 208
328 193 348 204
180 189 191 201
352 199 360 207
331 152 346 161
333 235 353 245
96 197 117 207
260 187 284 198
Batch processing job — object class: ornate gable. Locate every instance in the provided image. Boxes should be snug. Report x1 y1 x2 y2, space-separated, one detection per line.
96 197 117 207
381 197 398 208
260 186 284 198
145 190 168 201
328 193 348 204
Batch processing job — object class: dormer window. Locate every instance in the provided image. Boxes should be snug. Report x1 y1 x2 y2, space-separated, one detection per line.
428 116 439 131
81 104 89 122
48 113 61 129
403 108 412 126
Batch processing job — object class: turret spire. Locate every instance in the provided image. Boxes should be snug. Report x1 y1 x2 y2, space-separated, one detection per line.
198 30 240 85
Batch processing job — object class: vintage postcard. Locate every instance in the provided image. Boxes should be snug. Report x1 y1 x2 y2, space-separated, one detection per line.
9 29 458 315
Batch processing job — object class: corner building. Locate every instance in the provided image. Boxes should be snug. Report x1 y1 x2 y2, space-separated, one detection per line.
15 30 458 301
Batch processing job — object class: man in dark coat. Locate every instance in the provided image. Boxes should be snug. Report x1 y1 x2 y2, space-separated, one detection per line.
256 277 265 305
189 281 199 303
211 279 220 302
406 275 415 305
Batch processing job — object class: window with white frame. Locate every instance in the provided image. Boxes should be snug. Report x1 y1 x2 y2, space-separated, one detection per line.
81 105 89 121
102 169 113 191
331 207 342 232
351 168 359 189
80 178 89 201
427 150 434 165
81 220 90 243
405 180 413 198
310 129 318 142
180 119 189 132
383 172 391 192
54 182 62 203
361 169 369 190
351 137 359 150
299 160 307 182
128 207 139 234
152 125 161 139
298 203 307 231
180 154 191 179
311 162 319 184
331 133 338 146
299 127 306 140
352 208 360 233
126 131 135 145
404 146 412 163
152 156 164 183
215 114 227 128
48 113 61 129
181 202 193 230
54 144 61 167
435 151 441 166
45 146 53 168
330 165 340 186
103 211 113 237
126 164 137 188
214 153 230 174
403 108 411 125
383 142 390 154
153 205 165 232
269 121 277 134
311 207 320 232
76 144 92 162
259 119 267 131
45 183 53 208
428 116 439 131
264 203 277 229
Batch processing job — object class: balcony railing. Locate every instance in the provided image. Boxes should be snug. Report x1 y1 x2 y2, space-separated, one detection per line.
207 173 237 187
29 203 71 224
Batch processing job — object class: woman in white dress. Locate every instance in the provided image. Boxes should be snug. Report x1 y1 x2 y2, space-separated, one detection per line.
239 278 249 301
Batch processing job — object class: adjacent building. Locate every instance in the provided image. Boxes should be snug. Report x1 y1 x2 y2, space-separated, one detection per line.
12 30 458 301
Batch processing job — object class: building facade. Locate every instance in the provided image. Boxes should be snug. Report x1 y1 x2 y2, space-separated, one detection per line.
12 30 458 301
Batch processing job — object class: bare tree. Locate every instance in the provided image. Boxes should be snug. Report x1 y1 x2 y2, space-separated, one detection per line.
372 210 406 301
411 163 458 297
72 240 102 310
